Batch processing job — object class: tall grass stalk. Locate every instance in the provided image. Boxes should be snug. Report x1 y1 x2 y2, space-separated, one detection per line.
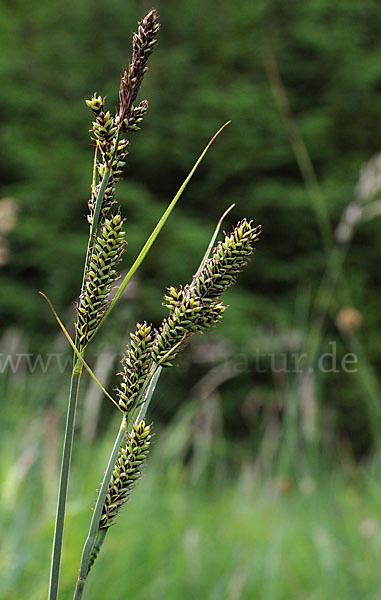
45 10 262 599
47 11 161 598
48 368 81 600
48 119 122 600
73 415 128 600
72 205 236 597
263 42 332 254
45 116 232 598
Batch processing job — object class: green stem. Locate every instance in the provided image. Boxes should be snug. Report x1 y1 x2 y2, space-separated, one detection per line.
73 415 128 600
136 366 162 424
192 203 235 282
48 366 82 600
48 134 120 599
73 367 163 596
87 529 107 575
74 529 107 600
80 131 121 297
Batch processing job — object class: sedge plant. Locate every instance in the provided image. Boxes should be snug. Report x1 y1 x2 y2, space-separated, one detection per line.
44 9 261 600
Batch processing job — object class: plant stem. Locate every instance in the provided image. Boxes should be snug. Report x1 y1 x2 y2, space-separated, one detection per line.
73 415 128 600
87 529 107 575
80 131 121 297
73 367 163 597
136 366 162 424
48 365 82 600
48 132 121 599
70 126 230 597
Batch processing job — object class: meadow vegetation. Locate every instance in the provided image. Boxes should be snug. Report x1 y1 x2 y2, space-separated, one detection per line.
0 1 380 598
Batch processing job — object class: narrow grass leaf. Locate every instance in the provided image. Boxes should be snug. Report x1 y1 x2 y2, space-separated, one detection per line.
39 292 120 411
194 202 235 277
99 121 231 328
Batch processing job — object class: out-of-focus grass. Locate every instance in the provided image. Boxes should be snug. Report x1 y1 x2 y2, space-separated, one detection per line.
1 373 380 600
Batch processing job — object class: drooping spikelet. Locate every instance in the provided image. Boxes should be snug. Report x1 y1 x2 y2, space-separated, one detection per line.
151 219 261 367
99 421 151 530
118 9 160 126
117 322 153 414
76 214 125 348
192 219 261 300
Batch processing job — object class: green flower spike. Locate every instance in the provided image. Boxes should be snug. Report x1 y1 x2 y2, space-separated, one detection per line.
151 219 261 367
117 322 153 415
152 290 226 367
99 420 152 530
76 213 126 349
193 219 261 300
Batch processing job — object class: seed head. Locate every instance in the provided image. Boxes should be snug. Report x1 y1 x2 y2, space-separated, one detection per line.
151 219 261 367
85 11 160 226
76 214 125 348
88 138 129 225
99 420 152 529
118 9 160 124
152 289 226 366
192 219 261 300
117 322 153 414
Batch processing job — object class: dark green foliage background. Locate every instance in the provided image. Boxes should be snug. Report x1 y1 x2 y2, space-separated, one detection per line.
1 0 380 456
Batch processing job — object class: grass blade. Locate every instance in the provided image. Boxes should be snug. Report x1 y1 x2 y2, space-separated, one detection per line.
194 203 235 277
39 292 120 411
48 372 81 600
99 122 231 328
73 416 128 600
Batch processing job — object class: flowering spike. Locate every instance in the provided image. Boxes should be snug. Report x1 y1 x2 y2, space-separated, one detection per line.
123 99 149 132
192 219 261 300
118 9 160 124
86 11 160 225
151 220 261 367
152 288 226 366
98 421 152 530
76 214 126 348
117 322 153 414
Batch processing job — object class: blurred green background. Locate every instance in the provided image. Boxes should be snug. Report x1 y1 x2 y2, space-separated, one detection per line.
1 0 381 598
